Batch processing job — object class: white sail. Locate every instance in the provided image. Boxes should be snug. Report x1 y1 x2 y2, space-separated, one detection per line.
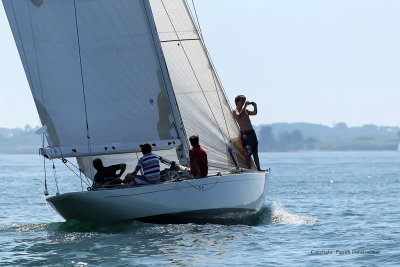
2 0 181 158
2 0 270 224
150 0 247 172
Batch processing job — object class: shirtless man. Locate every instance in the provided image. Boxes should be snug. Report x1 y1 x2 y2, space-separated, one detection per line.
232 94 263 171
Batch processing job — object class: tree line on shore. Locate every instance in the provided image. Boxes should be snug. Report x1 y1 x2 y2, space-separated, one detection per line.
1 122 399 154
257 122 400 152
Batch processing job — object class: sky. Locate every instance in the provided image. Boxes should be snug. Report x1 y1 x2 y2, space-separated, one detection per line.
1 0 399 129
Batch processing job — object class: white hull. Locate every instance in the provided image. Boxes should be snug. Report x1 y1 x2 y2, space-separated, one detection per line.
47 172 269 224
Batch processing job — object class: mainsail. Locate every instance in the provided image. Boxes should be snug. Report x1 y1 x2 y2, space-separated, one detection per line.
3 0 248 175
2 0 181 159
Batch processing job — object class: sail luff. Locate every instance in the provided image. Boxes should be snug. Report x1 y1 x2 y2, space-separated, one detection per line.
143 0 190 166
182 0 236 142
3 0 185 159
3 1 41 116
189 1 240 134
150 0 248 172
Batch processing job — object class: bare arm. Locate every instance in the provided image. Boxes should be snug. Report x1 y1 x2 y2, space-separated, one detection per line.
247 102 258 116
117 163 127 177
233 102 250 118
132 164 141 176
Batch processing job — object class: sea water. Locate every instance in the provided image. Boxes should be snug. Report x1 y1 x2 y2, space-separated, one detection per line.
0 151 399 266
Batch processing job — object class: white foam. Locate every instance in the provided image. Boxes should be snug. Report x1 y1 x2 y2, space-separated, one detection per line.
271 202 318 225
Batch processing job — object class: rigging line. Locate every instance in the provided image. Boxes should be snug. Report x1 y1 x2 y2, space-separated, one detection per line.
184 178 221 191
10 1 46 126
27 2 48 125
61 159 91 187
186 0 233 140
161 0 227 143
62 157 84 174
175 89 219 96
73 0 94 179
51 159 60 195
185 0 233 142
190 0 203 39
160 38 200 43
42 135 49 196
143 0 190 158
62 157 92 185
80 171 84 192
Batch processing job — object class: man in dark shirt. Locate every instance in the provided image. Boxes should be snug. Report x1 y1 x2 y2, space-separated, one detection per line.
92 158 126 187
189 135 208 178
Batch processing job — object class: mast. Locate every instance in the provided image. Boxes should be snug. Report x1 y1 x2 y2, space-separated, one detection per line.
143 0 190 166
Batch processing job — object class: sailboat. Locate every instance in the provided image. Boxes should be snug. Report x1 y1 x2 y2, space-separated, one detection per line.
3 0 269 224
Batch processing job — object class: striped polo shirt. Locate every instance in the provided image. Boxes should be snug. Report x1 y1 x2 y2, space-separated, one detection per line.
134 153 160 183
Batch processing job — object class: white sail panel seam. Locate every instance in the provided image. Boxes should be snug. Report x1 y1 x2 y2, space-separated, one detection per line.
185 0 234 140
159 0 228 144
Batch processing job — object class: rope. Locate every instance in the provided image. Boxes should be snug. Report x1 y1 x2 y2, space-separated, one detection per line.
73 0 95 179
183 1 238 167
185 0 238 168
143 0 190 160
80 170 84 191
184 177 221 191
61 158 91 187
26 2 50 126
161 0 228 144
42 134 49 195
185 0 233 140
10 1 46 127
51 160 60 196
190 0 203 39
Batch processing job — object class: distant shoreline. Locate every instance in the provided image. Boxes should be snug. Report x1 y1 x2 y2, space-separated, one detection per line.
1 150 398 156
1 123 399 154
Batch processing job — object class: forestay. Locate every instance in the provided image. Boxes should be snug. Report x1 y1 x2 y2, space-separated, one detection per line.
150 0 247 172
2 0 181 158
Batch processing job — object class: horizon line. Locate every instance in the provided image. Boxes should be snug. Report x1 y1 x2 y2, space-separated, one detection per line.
1 122 400 130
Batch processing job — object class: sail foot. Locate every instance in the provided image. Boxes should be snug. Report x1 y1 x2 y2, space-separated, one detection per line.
39 139 181 159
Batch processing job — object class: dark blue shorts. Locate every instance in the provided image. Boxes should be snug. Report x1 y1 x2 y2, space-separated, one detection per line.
240 129 258 156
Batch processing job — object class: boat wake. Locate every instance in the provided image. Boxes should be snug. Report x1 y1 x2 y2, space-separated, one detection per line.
0 223 49 233
267 202 318 225
0 201 317 233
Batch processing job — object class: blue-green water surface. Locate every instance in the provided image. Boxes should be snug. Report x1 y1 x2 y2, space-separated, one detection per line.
0 152 399 266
